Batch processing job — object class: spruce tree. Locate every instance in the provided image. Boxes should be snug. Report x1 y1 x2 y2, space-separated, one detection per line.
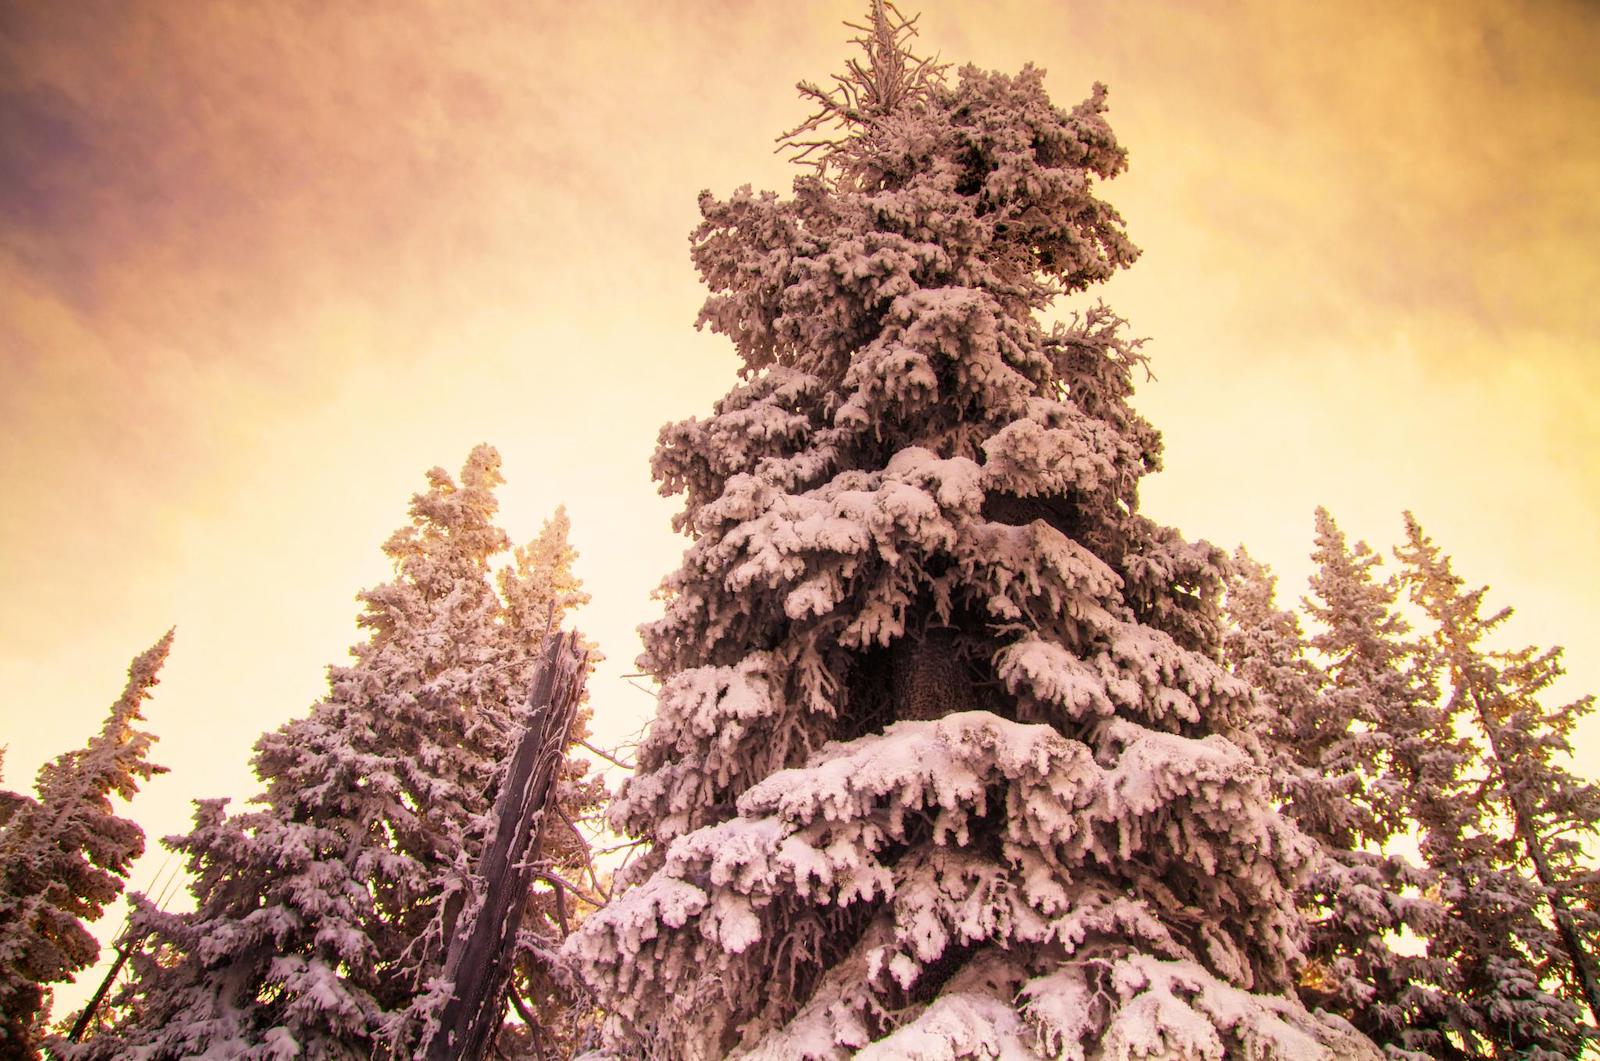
1226 518 1465 1058
73 448 600 1059
0 632 171 1059
568 6 1379 1057
1302 511 1476 1058
1397 514 1600 1059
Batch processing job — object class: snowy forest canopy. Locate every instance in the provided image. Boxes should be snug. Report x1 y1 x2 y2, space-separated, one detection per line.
2 5 1596 1061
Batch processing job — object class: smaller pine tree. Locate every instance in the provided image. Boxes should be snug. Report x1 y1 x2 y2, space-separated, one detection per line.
1397 514 1600 1059
73 448 600 1060
1251 511 1464 1057
0 632 171 1059
1228 551 1424 1051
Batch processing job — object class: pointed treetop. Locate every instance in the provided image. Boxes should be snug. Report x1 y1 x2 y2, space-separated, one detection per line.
1398 511 1514 639
109 627 174 727
380 445 511 597
36 629 172 809
84 627 173 804
124 627 175 685
0 631 172 1056
500 504 591 634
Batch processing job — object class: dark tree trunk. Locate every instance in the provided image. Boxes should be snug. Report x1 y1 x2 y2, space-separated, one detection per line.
65 937 138 1043
420 631 588 1061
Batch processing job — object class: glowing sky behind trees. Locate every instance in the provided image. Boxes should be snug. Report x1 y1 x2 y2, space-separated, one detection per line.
2 0 1597 1016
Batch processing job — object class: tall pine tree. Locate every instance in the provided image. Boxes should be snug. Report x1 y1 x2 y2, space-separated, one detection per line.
0 631 171 1060
73 447 600 1059
567 6 1379 1057
1397 514 1600 1059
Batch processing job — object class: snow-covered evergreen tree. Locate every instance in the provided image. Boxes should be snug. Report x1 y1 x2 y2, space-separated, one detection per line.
73 448 600 1060
1397 514 1600 1059
1219 551 1331 859
0 631 171 1059
1301 511 1473 1057
567 6 1380 1057
1225 519 1460 1058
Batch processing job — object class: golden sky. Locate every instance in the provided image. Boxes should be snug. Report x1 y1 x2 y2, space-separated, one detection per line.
2 0 1597 1015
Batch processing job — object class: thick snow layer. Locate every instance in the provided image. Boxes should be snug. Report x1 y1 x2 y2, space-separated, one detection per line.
572 710 1328 1053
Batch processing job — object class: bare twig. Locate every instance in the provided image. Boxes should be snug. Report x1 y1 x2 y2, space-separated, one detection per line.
593 836 648 858
576 738 634 771
776 0 945 175
555 803 610 901
550 878 570 937
538 869 607 910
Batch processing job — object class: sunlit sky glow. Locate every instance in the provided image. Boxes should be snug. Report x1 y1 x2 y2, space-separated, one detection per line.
2 0 1597 1014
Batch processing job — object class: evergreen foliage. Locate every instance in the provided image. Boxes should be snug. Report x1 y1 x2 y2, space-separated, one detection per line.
0 632 171 1060
1226 510 1600 1060
1225 522 1457 1059
70 448 601 1059
567 6 1379 1057
1396 515 1600 1060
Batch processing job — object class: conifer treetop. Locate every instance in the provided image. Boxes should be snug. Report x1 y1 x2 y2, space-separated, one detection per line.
0 631 171 1058
692 5 1138 390
374 443 509 604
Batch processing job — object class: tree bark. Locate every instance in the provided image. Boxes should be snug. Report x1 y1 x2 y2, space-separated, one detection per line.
420 630 587 1061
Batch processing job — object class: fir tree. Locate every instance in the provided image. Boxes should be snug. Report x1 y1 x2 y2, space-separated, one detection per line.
73 448 601 1059
1397 514 1600 1059
0 632 171 1060
1226 518 1461 1058
567 6 1379 1057
1301 511 1474 1058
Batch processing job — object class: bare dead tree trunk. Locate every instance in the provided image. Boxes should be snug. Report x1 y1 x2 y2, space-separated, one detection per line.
420 630 588 1061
